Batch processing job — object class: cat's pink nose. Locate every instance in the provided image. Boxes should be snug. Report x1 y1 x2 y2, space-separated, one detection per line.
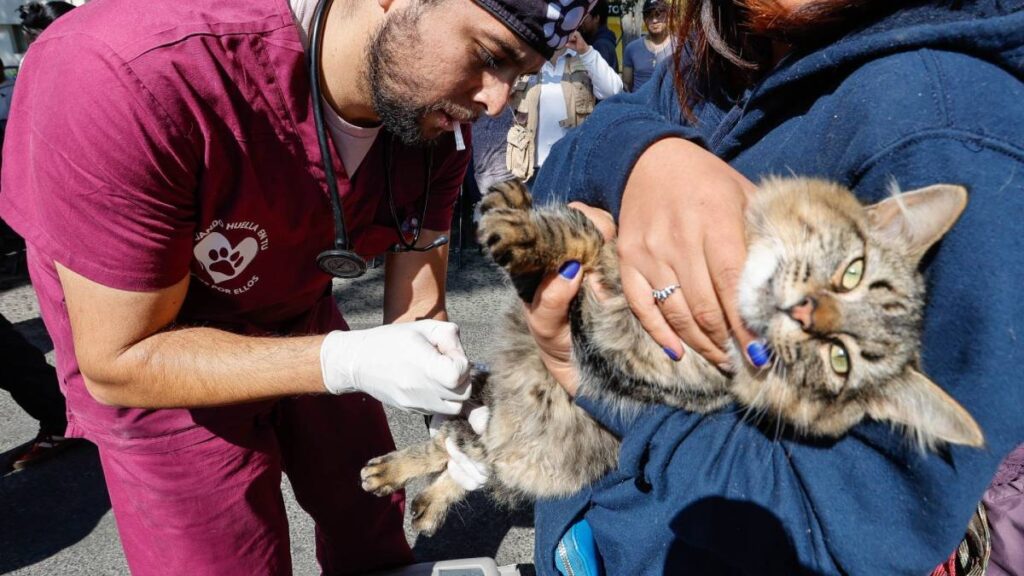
787 296 817 330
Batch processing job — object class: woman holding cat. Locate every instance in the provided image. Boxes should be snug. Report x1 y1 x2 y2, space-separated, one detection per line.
521 0 1024 573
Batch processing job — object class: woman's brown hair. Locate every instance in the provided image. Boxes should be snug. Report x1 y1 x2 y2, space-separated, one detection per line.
669 0 876 119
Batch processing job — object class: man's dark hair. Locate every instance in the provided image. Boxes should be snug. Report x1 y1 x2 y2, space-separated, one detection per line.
642 0 667 16
593 0 609 25
17 1 75 31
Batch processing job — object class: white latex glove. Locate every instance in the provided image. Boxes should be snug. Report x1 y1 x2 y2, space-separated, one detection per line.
466 404 490 435
320 320 471 415
430 404 491 491
445 437 489 491
428 402 490 437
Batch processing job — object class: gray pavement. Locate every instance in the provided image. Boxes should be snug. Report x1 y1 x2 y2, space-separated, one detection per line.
0 248 536 574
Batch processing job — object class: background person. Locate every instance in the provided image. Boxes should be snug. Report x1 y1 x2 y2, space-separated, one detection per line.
982 443 1024 576
463 108 517 246
1 1 75 147
519 0 1024 573
0 308 76 472
579 0 618 71
622 0 674 92
506 30 622 184
0 0 79 474
0 0 596 572
16 0 74 41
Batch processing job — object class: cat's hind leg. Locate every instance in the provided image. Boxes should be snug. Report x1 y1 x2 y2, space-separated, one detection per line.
408 419 488 535
360 434 449 497
410 472 468 536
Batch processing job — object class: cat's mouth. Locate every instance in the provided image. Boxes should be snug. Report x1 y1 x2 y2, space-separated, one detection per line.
770 317 815 362
760 312 813 363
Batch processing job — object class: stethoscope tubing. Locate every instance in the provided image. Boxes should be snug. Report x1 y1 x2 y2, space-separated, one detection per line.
309 0 349 254
308 0 447 279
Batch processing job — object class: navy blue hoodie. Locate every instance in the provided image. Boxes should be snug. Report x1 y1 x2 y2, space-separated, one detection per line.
531 1 1024 574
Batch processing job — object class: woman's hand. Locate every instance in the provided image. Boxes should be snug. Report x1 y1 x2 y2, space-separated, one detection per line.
618 138 761 368
522 203 615 397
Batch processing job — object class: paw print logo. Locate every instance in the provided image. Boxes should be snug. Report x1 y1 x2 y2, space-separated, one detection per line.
193 233 260 284
543 0 598 50
207 246 246 277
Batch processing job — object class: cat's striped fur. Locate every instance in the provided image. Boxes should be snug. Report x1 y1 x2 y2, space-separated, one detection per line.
360 176 983 535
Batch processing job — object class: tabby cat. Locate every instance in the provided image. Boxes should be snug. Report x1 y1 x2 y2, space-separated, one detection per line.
359 176 984 535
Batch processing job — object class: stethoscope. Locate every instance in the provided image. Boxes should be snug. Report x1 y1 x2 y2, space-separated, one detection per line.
309 0 448 279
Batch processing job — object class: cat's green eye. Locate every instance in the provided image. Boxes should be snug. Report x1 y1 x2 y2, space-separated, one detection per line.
839 258 865 291
829 343 850 376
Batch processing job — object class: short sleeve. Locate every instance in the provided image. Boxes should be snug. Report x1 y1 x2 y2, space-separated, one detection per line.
623 42 636 69
0 32 199 291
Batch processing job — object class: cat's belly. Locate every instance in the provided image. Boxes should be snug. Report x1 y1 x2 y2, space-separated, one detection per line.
483 395 619 498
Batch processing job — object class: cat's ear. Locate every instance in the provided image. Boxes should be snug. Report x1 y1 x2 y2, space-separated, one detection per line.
866 367 984 450
866 184 968 265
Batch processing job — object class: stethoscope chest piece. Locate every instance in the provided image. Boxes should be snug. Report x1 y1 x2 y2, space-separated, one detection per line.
317 248 367 279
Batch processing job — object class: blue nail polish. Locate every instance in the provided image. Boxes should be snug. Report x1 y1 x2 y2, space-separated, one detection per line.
747 341 771 368
559 260 581 280
663 347 680 361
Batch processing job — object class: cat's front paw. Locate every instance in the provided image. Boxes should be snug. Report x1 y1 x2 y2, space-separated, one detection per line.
360 453 405 496
478 209 541 272
478 179 532 216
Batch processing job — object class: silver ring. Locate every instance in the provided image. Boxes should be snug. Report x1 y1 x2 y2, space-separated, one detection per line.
652 284 680 304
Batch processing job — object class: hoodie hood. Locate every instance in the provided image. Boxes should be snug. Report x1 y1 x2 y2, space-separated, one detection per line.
757 0 1024 100
688 0 1024 161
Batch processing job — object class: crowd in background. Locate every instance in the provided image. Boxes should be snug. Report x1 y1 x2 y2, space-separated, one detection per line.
466 0 670 231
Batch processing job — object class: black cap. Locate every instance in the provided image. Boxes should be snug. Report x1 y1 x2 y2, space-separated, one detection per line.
642 0 667 15
473 0 598 59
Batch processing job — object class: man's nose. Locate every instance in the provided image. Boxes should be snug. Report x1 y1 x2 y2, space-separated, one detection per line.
475 75 514 117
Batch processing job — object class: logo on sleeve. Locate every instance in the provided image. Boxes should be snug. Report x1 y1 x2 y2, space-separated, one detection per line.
195 233 258 283
192 220 270 295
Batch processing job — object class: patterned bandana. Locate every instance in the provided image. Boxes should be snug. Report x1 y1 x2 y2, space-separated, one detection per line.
473 0 599 59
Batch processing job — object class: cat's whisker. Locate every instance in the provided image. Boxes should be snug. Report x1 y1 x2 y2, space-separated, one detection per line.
738 403 757 428
773 375 792 444
743 363 777 429
736 387 760 427
453 501 468 525
768 357 793 443
740 366 775 428
752 393 774 430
